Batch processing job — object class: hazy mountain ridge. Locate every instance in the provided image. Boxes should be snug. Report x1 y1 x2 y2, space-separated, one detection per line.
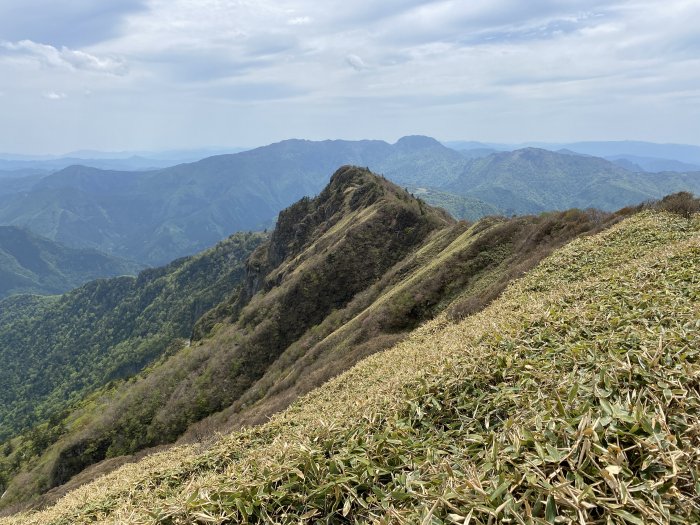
0 227 141 299
446 139 700 175
445 139 700 166
606 154 700 172
554 140 700 165
2 138 700 265
445 147 700 214
0 156 209 172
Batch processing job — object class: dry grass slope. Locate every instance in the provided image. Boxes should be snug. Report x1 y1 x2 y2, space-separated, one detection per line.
3 211 699 524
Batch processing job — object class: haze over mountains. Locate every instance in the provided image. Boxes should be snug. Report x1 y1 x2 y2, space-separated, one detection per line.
0 167 630 511
4 139 700 176
447 139 700 169
0 166 697 522
1 136 699 267
0 227 141 299
0 148 249 172
2 0 699 521
1 137 700 516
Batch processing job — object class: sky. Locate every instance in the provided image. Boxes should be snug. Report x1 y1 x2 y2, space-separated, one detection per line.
0 0 699 154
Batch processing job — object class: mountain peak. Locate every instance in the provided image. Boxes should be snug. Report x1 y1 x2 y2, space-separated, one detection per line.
394 135 442 150
510 147 553 157
260 165 451 274
326 165 378 192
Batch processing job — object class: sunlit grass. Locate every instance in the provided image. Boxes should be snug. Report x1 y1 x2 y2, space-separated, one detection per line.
4 211 699 524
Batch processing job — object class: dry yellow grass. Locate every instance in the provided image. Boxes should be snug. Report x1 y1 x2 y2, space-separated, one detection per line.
3 211 699 524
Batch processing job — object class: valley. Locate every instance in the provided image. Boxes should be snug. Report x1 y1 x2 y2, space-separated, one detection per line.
1 137 699 268
0 227 141 299
2 1 699 522
1 159 697 522
0 177 697 523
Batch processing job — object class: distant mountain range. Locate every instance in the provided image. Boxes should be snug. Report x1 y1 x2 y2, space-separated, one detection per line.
0 167 627 511
444 147 700 215
0 136 699 266
0 148 249 172
548 140 700 166
0 137 476 265
0 227 141 299
606 154 700 173
0 157 175 172
5 138 700 173
446 139 700 172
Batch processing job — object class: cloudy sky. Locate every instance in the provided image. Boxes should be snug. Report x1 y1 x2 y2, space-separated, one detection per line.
0 0 698 154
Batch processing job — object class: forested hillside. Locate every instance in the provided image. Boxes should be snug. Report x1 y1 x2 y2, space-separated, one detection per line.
0 231 264 447
2 138 698 266
2 203 697 524
0 227 141 299
446 147 700 214
0 168 647 513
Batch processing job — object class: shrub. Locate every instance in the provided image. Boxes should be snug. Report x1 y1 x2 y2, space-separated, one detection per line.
656 191 700 219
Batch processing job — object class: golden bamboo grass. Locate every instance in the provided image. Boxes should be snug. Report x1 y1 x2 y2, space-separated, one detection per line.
3 211 699 524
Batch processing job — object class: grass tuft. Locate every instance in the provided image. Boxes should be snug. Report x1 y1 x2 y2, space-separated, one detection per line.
3 211 699 524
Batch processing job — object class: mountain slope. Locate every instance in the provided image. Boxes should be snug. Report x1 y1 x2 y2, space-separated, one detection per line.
446 147 700 214
0 167 452 508
0 138 468 265
0 174 47 197
0 227 141 299
2 210 697 524
0 169 48 179
194 205 617 439
0 168 625 512
3 139 700 265
0 231 265 445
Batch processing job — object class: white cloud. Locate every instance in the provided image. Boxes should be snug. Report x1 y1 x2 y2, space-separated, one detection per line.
288 16 311 26
0 39 128 75
346 54 367 71
1 0 700 152
43 91 67 100
0 0 147 48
